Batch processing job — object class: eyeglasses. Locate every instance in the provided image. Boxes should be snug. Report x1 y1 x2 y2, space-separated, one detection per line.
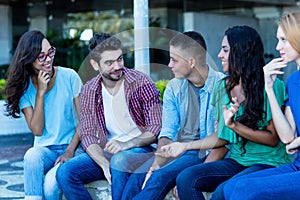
37 47 56 62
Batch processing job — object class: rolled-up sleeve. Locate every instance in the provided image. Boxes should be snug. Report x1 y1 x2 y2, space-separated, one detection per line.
140 80 162 137
79 84 106 150
126 71 162 138
159 82 180 141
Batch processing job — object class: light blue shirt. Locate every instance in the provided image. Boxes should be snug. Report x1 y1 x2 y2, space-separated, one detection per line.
20 67 83 147
159 66 225 142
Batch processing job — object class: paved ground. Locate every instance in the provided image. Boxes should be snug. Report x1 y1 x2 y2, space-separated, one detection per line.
0 133 33 200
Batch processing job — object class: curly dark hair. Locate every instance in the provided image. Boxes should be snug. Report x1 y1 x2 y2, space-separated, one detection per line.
225 25 265 130
5 30 45 118
88 32 112 51
89 33 122 62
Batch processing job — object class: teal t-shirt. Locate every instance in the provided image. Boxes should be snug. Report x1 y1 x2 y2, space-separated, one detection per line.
20 67 83 147
211 78 292 167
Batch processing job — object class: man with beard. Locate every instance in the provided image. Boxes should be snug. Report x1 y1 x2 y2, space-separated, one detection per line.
56 33 162 200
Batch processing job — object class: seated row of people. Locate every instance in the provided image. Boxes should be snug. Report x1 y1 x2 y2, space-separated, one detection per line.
4 11 300 200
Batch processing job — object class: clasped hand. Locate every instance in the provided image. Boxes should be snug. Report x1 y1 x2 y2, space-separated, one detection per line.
286 137 300 155
155 142 186 158
104 140 128 154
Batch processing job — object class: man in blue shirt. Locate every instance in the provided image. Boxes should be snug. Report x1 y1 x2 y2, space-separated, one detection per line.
122 31 228 200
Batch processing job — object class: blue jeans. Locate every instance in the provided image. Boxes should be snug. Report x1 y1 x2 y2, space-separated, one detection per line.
56 146 154 200
24 145 68 200
223 159 300 200
210 163 272 200
110 146 155 200
56 152 107 200
176 158 272 200
125 150 206 200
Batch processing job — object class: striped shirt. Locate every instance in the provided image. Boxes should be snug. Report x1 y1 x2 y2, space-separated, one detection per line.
80 68 162 150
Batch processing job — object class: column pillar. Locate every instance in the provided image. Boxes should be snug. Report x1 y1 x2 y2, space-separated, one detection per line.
134 0 150 75
0 5 12 65
28 2 47 34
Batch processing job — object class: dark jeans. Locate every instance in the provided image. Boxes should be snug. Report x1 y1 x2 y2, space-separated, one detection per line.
224 158 300 200
56 152 107 200
123 150 206 200
56 146 154 200
176 158 273 200
110 146 155 200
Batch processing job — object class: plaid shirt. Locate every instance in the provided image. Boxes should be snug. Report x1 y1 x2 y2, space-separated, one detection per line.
80 68 162 150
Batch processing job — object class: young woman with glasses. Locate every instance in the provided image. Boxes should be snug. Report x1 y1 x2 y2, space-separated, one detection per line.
5 30 83 200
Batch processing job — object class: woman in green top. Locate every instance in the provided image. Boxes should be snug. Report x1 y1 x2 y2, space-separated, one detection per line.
156 25 292 200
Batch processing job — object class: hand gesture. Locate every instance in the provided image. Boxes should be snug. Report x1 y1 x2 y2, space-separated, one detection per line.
155 142 186 158
142 166 159 189
223 97 239 128
55 151 74 165
104 140 128 154
263 58 287 90
37 70 51 94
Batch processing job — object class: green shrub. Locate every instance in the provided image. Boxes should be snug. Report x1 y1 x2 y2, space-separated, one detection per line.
0 64 9 79
155 79 169 102
0 79 6 100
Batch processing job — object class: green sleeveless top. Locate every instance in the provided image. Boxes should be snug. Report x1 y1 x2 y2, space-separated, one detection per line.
211 78 292 167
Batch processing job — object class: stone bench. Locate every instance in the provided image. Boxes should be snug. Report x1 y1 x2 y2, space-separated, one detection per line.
63 180 211 200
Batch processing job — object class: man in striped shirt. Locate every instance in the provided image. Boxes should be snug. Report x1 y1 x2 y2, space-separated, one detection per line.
56 33 162 200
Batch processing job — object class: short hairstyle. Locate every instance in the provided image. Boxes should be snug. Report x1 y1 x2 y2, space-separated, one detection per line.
169 31 207 64
89 33 122 61
279 12 300 54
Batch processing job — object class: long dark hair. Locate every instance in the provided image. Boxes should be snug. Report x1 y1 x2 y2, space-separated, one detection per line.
225 25 265 130
5 30 45 118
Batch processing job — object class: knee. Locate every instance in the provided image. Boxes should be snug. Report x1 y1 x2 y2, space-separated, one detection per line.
176 170 191 190
176 168 207 192
56 162 74 185
44 174 60 198
24 147 44 164
110 152 130 172
223 179 237 198
223 179 251 199
45 164 59 188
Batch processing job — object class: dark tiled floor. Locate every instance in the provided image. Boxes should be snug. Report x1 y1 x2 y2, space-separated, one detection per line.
0 133 33 199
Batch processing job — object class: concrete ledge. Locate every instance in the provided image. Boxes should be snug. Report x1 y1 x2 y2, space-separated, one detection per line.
63 180 176 200
85 181 112 200
0 100 31 135
63 180 211 200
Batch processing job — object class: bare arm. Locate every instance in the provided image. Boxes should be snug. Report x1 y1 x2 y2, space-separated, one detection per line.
104 131 156 154
23 71 52 136
141 137 172 189
151 137 173 168
204 146 228 163
55 96 81 164
156 132 228 158
265 89 295 143
228 119 278 147
223 97 279 147
263 58 296 143
126 131 157 148
86 144 111 184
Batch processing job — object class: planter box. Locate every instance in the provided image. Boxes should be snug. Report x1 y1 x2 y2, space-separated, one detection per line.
0 100 31 135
